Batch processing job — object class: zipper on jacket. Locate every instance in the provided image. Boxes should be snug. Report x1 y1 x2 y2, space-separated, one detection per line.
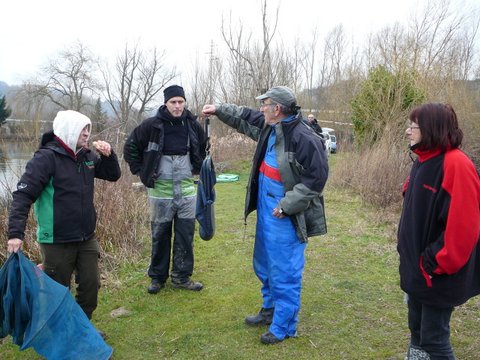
77 157 86 240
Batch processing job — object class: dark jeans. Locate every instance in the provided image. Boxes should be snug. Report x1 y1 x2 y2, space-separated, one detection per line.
408 295 455 360
148 216 195 284
40 239 100 319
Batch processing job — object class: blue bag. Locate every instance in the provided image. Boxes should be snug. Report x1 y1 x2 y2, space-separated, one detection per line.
195 117 216 241
196 154 216 240
0 251 113 360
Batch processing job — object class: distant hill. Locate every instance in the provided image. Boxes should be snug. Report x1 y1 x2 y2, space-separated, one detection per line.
0 81 9 96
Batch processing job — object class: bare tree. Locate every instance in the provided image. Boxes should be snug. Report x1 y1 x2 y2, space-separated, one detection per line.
299 29 318 109
220 0 283 103
102 43 177 131
33 41 100 112
188 41 222 114
317 24 347 88
282 39 304 96
372 23 408 72
220 13 258 104
452 15 480 80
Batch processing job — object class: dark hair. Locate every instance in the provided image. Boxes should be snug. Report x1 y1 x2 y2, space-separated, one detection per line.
277 103 300 116
409 103 463 151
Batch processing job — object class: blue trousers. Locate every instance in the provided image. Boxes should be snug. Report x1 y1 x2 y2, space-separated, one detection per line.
407 295 455 359
254 173 306 339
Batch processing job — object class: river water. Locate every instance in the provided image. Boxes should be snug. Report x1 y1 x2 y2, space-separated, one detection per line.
0 140 36 198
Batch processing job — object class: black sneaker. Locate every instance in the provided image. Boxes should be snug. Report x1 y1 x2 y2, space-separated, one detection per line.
172 280 203 291
147 280 165 294
245 307 274 326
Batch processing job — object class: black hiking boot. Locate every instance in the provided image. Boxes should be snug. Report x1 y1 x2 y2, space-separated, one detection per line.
172 279 203 291
245 307 274 326
260 331 287 345
147 279 165 294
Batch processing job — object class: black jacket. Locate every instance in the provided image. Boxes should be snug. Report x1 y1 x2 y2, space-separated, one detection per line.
8 132 121 243
304 119 322 135
123 106 206 188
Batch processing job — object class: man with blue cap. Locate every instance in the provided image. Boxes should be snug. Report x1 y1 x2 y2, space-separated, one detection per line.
203 86 328 344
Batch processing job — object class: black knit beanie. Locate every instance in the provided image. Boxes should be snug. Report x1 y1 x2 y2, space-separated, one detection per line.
164 85 186 103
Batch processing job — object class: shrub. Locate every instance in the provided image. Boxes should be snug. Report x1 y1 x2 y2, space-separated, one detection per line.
329 139 412 214
351 66 426 147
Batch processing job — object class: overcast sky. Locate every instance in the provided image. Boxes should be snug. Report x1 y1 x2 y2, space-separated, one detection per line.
1 0 478 86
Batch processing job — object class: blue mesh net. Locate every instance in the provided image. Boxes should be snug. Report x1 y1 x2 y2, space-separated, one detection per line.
1 251 113 359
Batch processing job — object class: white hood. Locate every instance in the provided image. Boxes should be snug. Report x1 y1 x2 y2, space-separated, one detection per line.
53 110 91 153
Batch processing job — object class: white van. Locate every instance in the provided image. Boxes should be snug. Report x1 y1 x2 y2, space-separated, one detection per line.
330 134 337 153
321 128 335 154
321 131 332 156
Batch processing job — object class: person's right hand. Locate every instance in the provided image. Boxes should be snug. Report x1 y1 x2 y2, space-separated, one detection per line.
7 238 23 253
92 140 112 157
202 104 216 116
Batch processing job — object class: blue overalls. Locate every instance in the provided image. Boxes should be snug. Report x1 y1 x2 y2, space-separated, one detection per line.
254 120 307 339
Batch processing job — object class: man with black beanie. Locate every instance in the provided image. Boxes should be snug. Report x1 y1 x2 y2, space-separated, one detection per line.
124 85 207 293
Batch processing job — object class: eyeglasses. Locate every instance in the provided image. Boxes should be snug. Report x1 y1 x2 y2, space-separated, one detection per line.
260 101 277 109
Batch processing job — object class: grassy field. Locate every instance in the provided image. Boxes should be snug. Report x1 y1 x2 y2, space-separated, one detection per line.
2 158 480 359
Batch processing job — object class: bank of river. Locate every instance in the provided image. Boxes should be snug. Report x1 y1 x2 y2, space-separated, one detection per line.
0 140 35 197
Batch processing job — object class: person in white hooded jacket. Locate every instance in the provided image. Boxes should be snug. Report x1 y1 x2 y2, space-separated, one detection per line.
7 110 121 335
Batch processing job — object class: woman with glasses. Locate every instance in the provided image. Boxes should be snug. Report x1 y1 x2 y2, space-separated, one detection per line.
398 103 480 359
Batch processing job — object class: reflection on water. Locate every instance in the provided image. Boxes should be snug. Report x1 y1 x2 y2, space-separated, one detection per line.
0 140 37 197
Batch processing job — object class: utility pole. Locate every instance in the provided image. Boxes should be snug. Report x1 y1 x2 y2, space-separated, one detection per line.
206 40 217 104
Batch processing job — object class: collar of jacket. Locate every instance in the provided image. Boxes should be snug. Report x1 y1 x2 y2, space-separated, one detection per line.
273 113 301 133
40 131 88 160
412 145 442 163
54 135 78 159
154 105 196 125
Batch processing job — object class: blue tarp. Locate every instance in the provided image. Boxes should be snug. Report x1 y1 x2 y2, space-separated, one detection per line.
0 251 112 360
195 155 216 240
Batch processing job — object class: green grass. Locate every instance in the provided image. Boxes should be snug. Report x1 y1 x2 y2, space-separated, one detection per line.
2 163 480 359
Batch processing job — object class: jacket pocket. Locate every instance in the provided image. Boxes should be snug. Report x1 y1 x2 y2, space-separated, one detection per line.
419 256 433 288
304 196 327 236
139 166 154 188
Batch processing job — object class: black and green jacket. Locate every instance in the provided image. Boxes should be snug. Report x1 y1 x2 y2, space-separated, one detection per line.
8 132 121 243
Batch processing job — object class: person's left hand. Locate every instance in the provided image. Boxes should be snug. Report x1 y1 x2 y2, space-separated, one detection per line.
272 207 286 218
92 140 112 157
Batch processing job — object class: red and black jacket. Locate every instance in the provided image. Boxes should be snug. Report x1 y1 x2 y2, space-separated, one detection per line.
397 147 480 307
